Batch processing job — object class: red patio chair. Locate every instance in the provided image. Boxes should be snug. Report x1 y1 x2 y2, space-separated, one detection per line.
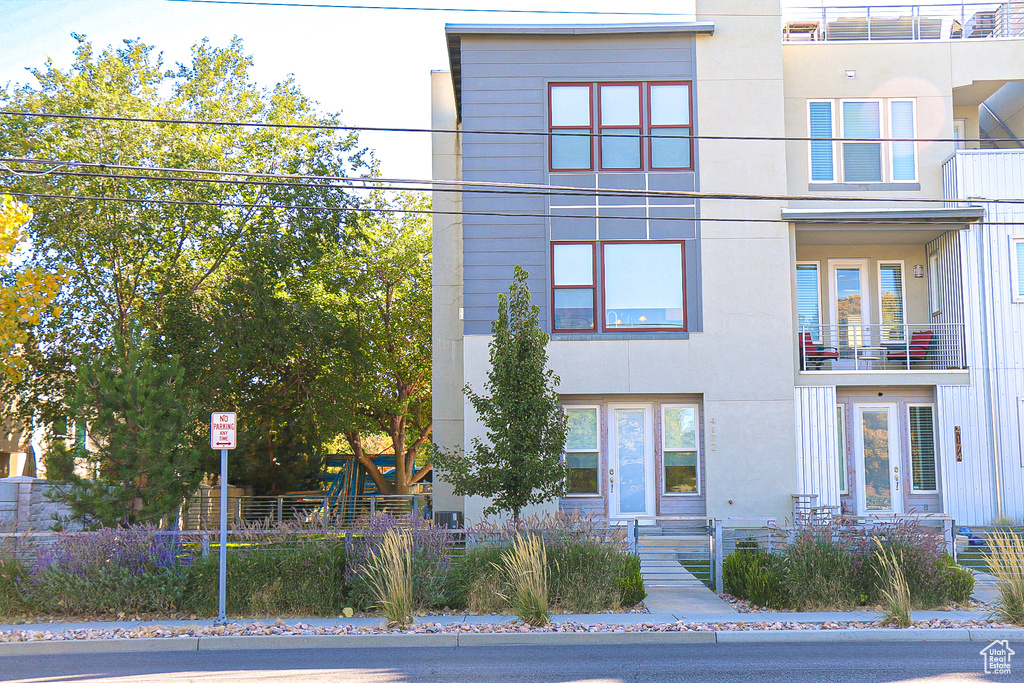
799 332 839 369
887 329 934 366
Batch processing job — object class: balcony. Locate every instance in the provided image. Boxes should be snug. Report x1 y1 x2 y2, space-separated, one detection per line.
782 2 1024 42
798 323 966 372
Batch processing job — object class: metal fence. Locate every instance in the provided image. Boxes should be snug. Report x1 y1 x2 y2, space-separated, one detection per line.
179 493 432 530
783 3 1024 42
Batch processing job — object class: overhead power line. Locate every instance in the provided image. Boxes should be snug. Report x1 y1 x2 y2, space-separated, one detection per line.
5 190 1002 225
165 0 684 14
0 110 1014 145
3 156 1020 205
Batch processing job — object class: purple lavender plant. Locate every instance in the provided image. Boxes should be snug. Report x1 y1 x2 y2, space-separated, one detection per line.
33 526 183 578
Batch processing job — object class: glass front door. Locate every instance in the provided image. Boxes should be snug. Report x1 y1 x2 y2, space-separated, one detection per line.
608 404 655 520
855 404 903 514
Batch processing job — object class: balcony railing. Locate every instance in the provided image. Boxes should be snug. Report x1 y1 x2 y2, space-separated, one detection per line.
783 3 1024 42
798 323 966 372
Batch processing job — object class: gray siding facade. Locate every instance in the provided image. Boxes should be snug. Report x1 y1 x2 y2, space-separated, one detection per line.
458 32 700 335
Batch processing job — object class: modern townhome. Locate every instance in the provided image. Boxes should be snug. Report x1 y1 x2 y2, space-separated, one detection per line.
431 0 1024 530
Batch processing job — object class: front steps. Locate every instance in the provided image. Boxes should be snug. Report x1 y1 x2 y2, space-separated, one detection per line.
636 532 712 589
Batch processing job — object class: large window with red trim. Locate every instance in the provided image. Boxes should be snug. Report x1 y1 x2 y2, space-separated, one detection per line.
549 81 693 172
552 241 686 332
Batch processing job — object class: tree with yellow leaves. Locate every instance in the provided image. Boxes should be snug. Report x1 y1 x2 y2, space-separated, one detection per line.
0 195 62 383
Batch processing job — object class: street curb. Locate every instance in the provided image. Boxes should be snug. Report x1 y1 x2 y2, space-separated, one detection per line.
0 638 199 656
197 634 458 650
455 631 717 646
6 628 1024 655
970 629 1024 641
716 628 972 643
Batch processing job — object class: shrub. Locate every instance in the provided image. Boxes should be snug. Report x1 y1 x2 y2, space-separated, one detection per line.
365 529 414 628
940 555 975 604
548 537 623 612
873 539 911 628
181 541 348 617
498 534 549 626
0 559 30 616
784 526 860 610
345 513 452 611
722 542 789 609
618 555 646 608
27 526 187 615
985 529 1024 625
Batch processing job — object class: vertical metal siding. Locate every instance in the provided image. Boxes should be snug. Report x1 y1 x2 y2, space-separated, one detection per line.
794 386 840 507
938 150 1024 524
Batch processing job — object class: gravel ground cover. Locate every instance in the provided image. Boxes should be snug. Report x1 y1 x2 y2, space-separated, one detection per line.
0 617 1016 642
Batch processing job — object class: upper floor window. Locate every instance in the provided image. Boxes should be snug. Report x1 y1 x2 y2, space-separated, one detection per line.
808 98 917 184
552 240 686 332
549 82 693 172
1013 238 1024 303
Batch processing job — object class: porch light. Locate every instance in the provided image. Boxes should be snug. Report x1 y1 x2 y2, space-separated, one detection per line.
914 264 924 278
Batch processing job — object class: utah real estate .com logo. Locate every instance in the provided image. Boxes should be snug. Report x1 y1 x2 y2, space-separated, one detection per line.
980 640 1015 675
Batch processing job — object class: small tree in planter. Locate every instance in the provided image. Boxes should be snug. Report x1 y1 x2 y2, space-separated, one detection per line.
434 266 567 522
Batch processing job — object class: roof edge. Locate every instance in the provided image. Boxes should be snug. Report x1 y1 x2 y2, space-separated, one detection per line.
445 22 715 36
782 206 987 224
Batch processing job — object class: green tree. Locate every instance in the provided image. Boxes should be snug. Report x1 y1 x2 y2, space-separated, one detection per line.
325 193 433 495
433 266 567 521
46 334 204 527
0 36 369 488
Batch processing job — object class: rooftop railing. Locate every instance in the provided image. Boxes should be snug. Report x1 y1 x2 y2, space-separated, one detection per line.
782 2 1024 42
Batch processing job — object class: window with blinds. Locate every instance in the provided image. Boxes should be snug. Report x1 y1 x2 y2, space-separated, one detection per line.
890 100 917 181
842 101 882 182
1014 239 1024 302
908 405 937 492
808 98 916 184
878 262 905 341
808 101 835 182
796 263 821 338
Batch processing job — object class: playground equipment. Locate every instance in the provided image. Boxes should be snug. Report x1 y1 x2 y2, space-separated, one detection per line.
312 453 431 525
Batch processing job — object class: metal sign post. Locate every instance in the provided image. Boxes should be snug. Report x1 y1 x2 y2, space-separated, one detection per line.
211 412 237 625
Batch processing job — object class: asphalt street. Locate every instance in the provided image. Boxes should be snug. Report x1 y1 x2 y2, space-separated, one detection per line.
0 641 1021 682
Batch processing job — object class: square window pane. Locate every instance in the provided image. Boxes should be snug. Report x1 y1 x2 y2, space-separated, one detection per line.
566 451 598 494
843 142 882 182
650 128 691 168
664 451 697 493
553 244 594 286
842 101 881 138
600 85 640 126
650 84 690 126
565 408 598 450
601 129 641 169
551 86 591 127
552 130 592 170
604 243 684 329
554 289 595 330
663 407 696 449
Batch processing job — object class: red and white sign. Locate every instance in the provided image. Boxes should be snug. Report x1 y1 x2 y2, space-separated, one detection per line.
210 412 237 450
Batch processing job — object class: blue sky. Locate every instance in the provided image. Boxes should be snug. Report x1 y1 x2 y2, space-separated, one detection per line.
1 0 928 180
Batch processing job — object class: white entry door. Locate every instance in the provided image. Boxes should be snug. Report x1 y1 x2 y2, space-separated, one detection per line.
608 404 655 520
854 404 903 514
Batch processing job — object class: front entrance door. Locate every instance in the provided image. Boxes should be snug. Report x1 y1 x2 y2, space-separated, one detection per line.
608 404 655 520
854 404 903 514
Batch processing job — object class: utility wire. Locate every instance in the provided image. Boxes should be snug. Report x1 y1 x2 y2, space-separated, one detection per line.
5 189 1004 224
0 110 1015 145
2 156 1017 205
165 0 684 14
4 156 1019 204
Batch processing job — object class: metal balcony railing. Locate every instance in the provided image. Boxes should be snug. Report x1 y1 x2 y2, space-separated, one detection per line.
798 322 966 372
782 3 1024 42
